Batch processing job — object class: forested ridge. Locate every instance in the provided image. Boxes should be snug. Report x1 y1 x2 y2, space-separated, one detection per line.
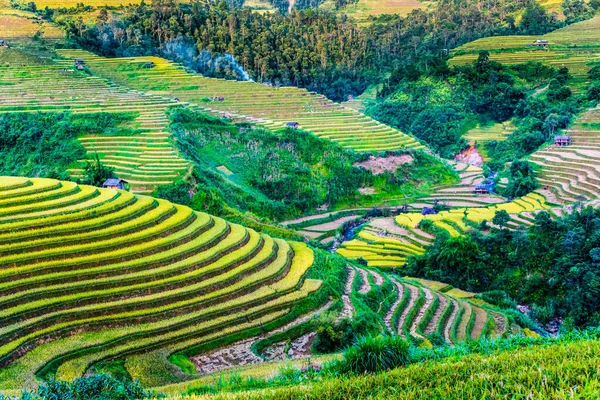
51 0 591 100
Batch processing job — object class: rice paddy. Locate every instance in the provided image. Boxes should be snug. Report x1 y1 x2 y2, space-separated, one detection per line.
55 49 424 153
0 177 321 389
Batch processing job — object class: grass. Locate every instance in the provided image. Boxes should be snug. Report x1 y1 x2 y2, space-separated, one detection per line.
0 177 321 390
188 338 600 399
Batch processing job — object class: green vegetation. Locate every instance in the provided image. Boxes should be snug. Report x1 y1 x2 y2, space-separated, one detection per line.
370 51 588 161
171 329 600 399
0 176 323 389
409 206 600 327
0 374 153 400
159 107 456 221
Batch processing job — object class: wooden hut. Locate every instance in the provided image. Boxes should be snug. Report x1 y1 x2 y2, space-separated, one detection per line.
102 178 128 190
554 135 572 147
74 58 85 70
0 40 9 48
144 61 155 69
286 122 299 129
533 39 549 48
475 183 494 195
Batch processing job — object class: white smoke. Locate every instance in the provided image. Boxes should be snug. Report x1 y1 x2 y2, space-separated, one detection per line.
161 37 253 82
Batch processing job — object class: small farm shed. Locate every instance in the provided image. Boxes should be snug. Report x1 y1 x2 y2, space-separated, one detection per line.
74 58 85 70
286 122 299 129
554 135 572 146
475 183 494 195
102 178 128 190
0 40 9 48
144 61 155 69
533 39 549 47
421 207 437 215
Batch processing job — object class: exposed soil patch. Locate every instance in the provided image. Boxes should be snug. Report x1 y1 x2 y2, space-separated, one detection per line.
444 298 459 344
454 142 484 167
384 280 403 332
340 266 356 319
358 187 376 195
354 155 414 175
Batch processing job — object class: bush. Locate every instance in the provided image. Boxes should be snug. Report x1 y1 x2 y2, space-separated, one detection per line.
6 374 154 400
341 335 411 374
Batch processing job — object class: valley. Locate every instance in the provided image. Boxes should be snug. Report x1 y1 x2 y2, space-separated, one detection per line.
0 0 599 398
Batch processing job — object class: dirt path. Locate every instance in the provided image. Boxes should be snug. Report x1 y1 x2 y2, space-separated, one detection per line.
384 279 404 332
424 293 448 335
356 267 371 294
396 284 419 337
303 215 359 232
456 302 472 341
470 305 489 340
409 287 434 339
339 266 356 319
368 269 384 286
443 298 460 344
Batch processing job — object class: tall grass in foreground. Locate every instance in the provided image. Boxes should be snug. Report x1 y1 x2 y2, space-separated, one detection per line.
182 328 600 398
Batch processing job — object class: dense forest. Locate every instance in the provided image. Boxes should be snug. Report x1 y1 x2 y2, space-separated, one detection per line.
159 108 457 221
409 206 600 327
48 0 596 100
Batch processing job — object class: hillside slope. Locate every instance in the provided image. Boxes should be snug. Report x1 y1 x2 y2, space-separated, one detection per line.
0 177 322 389
55 50 424 153
191 338 600 399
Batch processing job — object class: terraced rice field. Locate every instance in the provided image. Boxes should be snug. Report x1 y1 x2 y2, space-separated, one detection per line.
450 16 600 91
55 50 424 152
418 162 505 208
529 107 600 205
0 14 63 41
337 230 426 267
0 177 321 389
339 193 554 268
0 52 188 193
369 271 507 343
331 0 423 24
463 121 513 143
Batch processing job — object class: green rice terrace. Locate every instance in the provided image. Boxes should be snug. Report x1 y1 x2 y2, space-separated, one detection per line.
0 176 319 389
450 16 600 91
0 176 518 393
54 50 424 153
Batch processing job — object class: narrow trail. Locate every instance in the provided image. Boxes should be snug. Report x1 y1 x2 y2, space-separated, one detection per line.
396 284 419 337
443 298 460 344
470 305 488 340
409 287 434 339
424 292 448 335
456 302 473 341
339 266 356 319
356 268 372 294
384 279 404 331
368 269 384 286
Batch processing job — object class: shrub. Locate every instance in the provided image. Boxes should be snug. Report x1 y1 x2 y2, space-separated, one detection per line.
341 335 411 374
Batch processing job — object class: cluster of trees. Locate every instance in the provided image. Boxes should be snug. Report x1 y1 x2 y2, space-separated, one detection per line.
0 112 86 180
52 0 583 101
409 206 600 327
369 52 578 159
